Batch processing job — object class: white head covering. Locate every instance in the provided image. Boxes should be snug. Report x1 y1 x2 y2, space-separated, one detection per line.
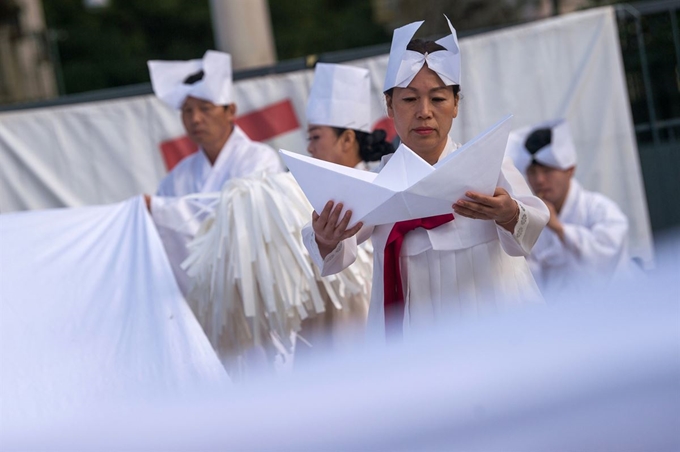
306 63 372 133
147 50 233 110
506 119 578 173
383 15 461 92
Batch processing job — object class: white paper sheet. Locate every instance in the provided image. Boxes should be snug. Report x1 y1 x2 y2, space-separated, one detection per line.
281 115 512 227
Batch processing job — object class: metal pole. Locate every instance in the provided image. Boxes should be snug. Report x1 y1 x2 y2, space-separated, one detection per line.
622 4 661 145
670 7 680 91
47 29 66 96
552 0 560 16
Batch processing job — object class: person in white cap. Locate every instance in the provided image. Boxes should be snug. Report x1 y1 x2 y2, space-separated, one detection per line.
506 119 632 296
144 50 283 295
306 63 394 171
147 50 283 199
302 17 550 340
296 63 394 358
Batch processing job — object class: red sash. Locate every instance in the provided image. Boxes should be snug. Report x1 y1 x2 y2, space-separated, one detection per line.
383 214 454 338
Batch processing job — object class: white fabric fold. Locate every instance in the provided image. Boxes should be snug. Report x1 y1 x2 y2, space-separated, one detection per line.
0 197 229 425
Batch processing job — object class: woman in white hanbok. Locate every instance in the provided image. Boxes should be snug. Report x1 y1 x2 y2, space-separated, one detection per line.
298 63 394 356
303 19 549 340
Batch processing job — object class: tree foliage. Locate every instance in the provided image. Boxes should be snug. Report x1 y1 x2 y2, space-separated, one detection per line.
43 0 214 94
269 0 390 58
43 0 391 94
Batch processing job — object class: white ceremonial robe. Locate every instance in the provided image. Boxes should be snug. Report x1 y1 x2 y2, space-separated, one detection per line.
302 139 550 339
528 179 632 297
150 125 284 294
155 125 284 196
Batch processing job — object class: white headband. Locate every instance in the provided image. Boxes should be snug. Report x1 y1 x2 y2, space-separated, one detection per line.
383 15 461 91
147 50 233 110
306 63 372 133
506 119 578 173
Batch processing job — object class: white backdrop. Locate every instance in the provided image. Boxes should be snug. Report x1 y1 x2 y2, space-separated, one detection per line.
0 7 653 263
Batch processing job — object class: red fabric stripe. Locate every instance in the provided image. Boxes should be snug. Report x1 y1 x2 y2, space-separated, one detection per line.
159 136 199 172
158 99 301 172
234 99 300 142
383 214 454 339
372 117 397 143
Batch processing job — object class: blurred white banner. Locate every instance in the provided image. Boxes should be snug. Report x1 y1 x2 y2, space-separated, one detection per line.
0 7 652 264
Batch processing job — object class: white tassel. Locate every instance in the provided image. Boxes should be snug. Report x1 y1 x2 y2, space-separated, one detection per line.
182 173 372 379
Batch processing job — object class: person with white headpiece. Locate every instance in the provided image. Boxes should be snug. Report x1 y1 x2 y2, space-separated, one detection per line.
295 63 394 357
506 119 632 296
147 50 283 199
302 17 550 340
306 63 394 171
144 50 284 295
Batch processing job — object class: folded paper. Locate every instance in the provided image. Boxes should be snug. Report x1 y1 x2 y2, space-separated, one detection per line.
281 115 513 227
384 15 461 91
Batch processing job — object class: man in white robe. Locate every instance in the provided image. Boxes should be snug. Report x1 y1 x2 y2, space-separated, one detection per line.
507 119 632 297
145 51 284 294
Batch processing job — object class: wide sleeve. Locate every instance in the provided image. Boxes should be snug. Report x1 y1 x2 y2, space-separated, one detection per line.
532 195 629 274
302 222 374 276
495 157 550 256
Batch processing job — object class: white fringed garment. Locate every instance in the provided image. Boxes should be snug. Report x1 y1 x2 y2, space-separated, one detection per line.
182 172 372 377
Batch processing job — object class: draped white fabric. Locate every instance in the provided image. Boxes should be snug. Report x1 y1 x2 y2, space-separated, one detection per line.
0 197 229 426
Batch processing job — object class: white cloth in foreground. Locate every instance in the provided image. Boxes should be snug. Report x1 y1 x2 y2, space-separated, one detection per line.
0 197 229 426
303 139 549 338
9 237 677 451
529 179 633 296
151 125 284 294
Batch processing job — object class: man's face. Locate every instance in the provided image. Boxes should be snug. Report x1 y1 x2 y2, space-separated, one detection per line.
180 96 235 149
526 163 574 207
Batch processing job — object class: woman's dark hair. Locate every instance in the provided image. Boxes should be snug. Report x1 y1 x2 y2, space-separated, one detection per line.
332 127 395 162
383 38 461 98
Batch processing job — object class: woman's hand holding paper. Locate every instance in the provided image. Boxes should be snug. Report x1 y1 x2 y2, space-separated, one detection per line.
453 187 520 232
312 201 364 259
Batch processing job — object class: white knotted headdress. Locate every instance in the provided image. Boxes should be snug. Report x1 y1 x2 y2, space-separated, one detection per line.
147 50 233 110
506 119 578 173
383 15 461 92
306 63 372 133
